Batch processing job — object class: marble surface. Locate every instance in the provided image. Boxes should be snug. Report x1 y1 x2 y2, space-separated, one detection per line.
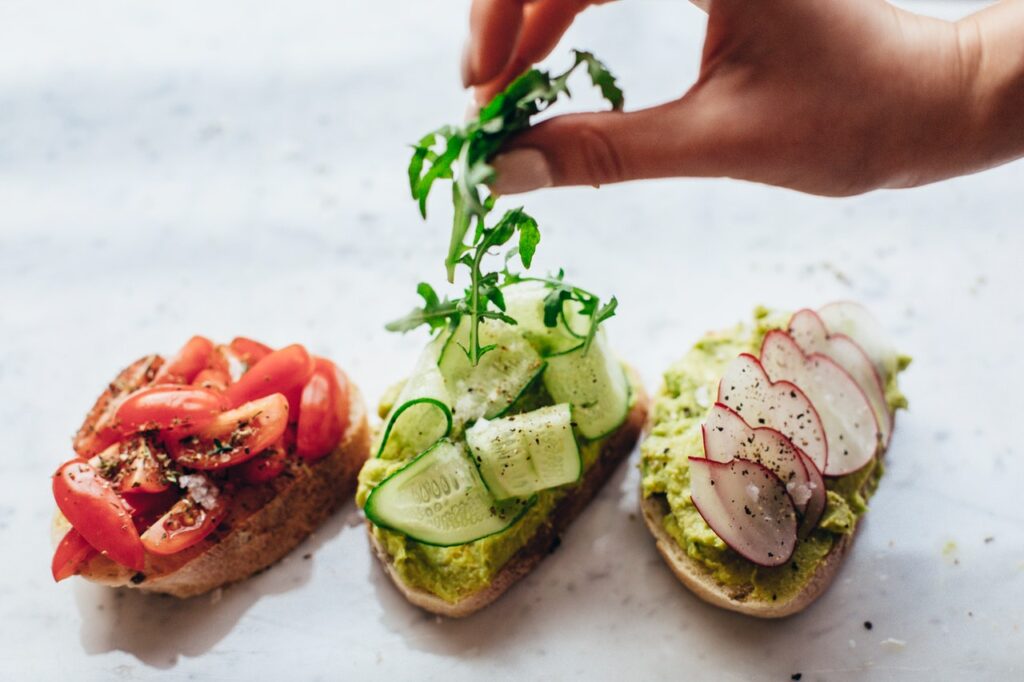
2 1 1022 679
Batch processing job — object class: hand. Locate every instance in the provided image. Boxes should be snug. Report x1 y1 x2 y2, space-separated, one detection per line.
462 0 1024 197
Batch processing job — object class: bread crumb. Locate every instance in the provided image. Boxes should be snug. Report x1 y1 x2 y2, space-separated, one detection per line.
880 638 907 650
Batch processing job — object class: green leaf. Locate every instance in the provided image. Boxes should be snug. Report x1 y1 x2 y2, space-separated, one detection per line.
516 215 540 269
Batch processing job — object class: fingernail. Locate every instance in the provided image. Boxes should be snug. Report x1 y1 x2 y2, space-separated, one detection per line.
490 149 554 195
460 40 474 88
464 96 480 122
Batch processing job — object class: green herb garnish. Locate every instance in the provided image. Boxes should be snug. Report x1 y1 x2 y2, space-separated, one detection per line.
389 50 624 365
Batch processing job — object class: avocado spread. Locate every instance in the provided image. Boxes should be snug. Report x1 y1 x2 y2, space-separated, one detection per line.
356 376 633 604
640 307 908 603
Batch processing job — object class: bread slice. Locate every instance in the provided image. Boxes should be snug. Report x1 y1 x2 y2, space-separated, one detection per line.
641 403 889 619
640 492 858 619
52 384 371 598
368 368 649 618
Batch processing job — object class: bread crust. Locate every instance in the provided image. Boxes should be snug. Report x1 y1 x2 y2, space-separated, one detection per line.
368 369 649 618
53 384 371 598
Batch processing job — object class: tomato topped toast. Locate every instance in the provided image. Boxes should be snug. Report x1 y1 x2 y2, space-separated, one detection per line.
51 336 370 597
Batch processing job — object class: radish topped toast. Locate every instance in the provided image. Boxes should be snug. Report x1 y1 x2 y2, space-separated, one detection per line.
640 304 908 618
51 335 369 598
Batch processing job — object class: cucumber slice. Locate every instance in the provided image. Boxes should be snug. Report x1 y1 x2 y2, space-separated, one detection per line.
501 282 585 356
438 317 545 424
364 439 533 546
376 334 454 460
542 329 630 440
466 403 581 500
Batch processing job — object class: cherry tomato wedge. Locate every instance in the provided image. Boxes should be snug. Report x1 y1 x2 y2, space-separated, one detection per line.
224 344 313 409
234 443 288 485
296 358 351 462
121 488 181 531
140 476 228 555
53 459 145 571
92 437 172 493
153 335 214 385
52 528 99 582
229 337 273 366
74 355 163 458
166 393 289 470
115 385 227 436
193 367 231 392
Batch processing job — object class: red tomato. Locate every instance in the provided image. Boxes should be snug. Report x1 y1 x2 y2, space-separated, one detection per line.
92 437 172 493
229 337 273 366
115 385 226 436
121 489 181 531
153 336 214 385
234 443 288 484
295 358 351 462
53 459 145 571
74 355 163 458
166 393 289 470
193 368 231 392
51 528 99 582
141 477 228 555
224 344 313 409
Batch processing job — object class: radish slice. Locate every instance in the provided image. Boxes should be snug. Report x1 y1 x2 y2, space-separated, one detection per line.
717 353 827 474
702 403 826 535
760 330 878 476
689 457 798 567
789 309 893 446
818 301 898 382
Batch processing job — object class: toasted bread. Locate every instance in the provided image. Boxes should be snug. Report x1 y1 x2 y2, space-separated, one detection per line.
52 384 371 598
640 492 858 619
368 368 649 618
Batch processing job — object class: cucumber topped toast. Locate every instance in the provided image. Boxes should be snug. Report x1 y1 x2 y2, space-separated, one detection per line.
640 304 908 618
357 53 647 617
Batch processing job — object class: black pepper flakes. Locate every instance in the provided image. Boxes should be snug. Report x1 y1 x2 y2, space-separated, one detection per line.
791 674 802 681
864 621 873 630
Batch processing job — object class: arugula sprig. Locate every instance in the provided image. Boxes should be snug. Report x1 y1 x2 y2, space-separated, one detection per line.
390 50 624 365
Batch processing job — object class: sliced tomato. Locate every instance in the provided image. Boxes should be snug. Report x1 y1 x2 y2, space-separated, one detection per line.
53 459 145 571
121 489 182 531
166 393 289 470
234 443 288 484
296 358 351 461
115 385 226 436
74 355 164 458
153 336 214 385
52 528 99 582
229 337 273 366
193 367 231 392
92 436 173 493
224 344 313 409
141 476 228 555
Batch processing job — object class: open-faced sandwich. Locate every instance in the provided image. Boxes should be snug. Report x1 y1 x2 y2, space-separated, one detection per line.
357 51 646 617
51 335 370 597
640 303 908 618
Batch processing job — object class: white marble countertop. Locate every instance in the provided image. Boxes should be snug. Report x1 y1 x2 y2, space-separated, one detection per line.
2 1 1022 679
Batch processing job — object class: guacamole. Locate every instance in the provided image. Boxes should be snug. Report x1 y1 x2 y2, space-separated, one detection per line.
357 377 632 604
640 308 908 602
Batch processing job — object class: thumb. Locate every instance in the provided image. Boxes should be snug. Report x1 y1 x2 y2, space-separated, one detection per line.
489 97 728 194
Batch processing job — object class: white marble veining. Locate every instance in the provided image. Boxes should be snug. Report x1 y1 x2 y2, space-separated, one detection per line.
1 1 1022 679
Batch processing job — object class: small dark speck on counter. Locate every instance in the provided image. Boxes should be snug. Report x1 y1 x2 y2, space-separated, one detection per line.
864 621 873 630
303 553 312 560
791 674 802 681
984 536 995 544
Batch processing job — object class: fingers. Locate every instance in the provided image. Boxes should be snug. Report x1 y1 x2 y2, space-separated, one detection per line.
463 0 528 88
490 95 732 193
465 0 596 103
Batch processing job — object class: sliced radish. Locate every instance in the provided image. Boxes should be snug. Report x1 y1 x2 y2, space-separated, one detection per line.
717 353 827 474
760 330 878 476
702 403 826 535
818 301 898 382
689 457 798 567
789 309 893 445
